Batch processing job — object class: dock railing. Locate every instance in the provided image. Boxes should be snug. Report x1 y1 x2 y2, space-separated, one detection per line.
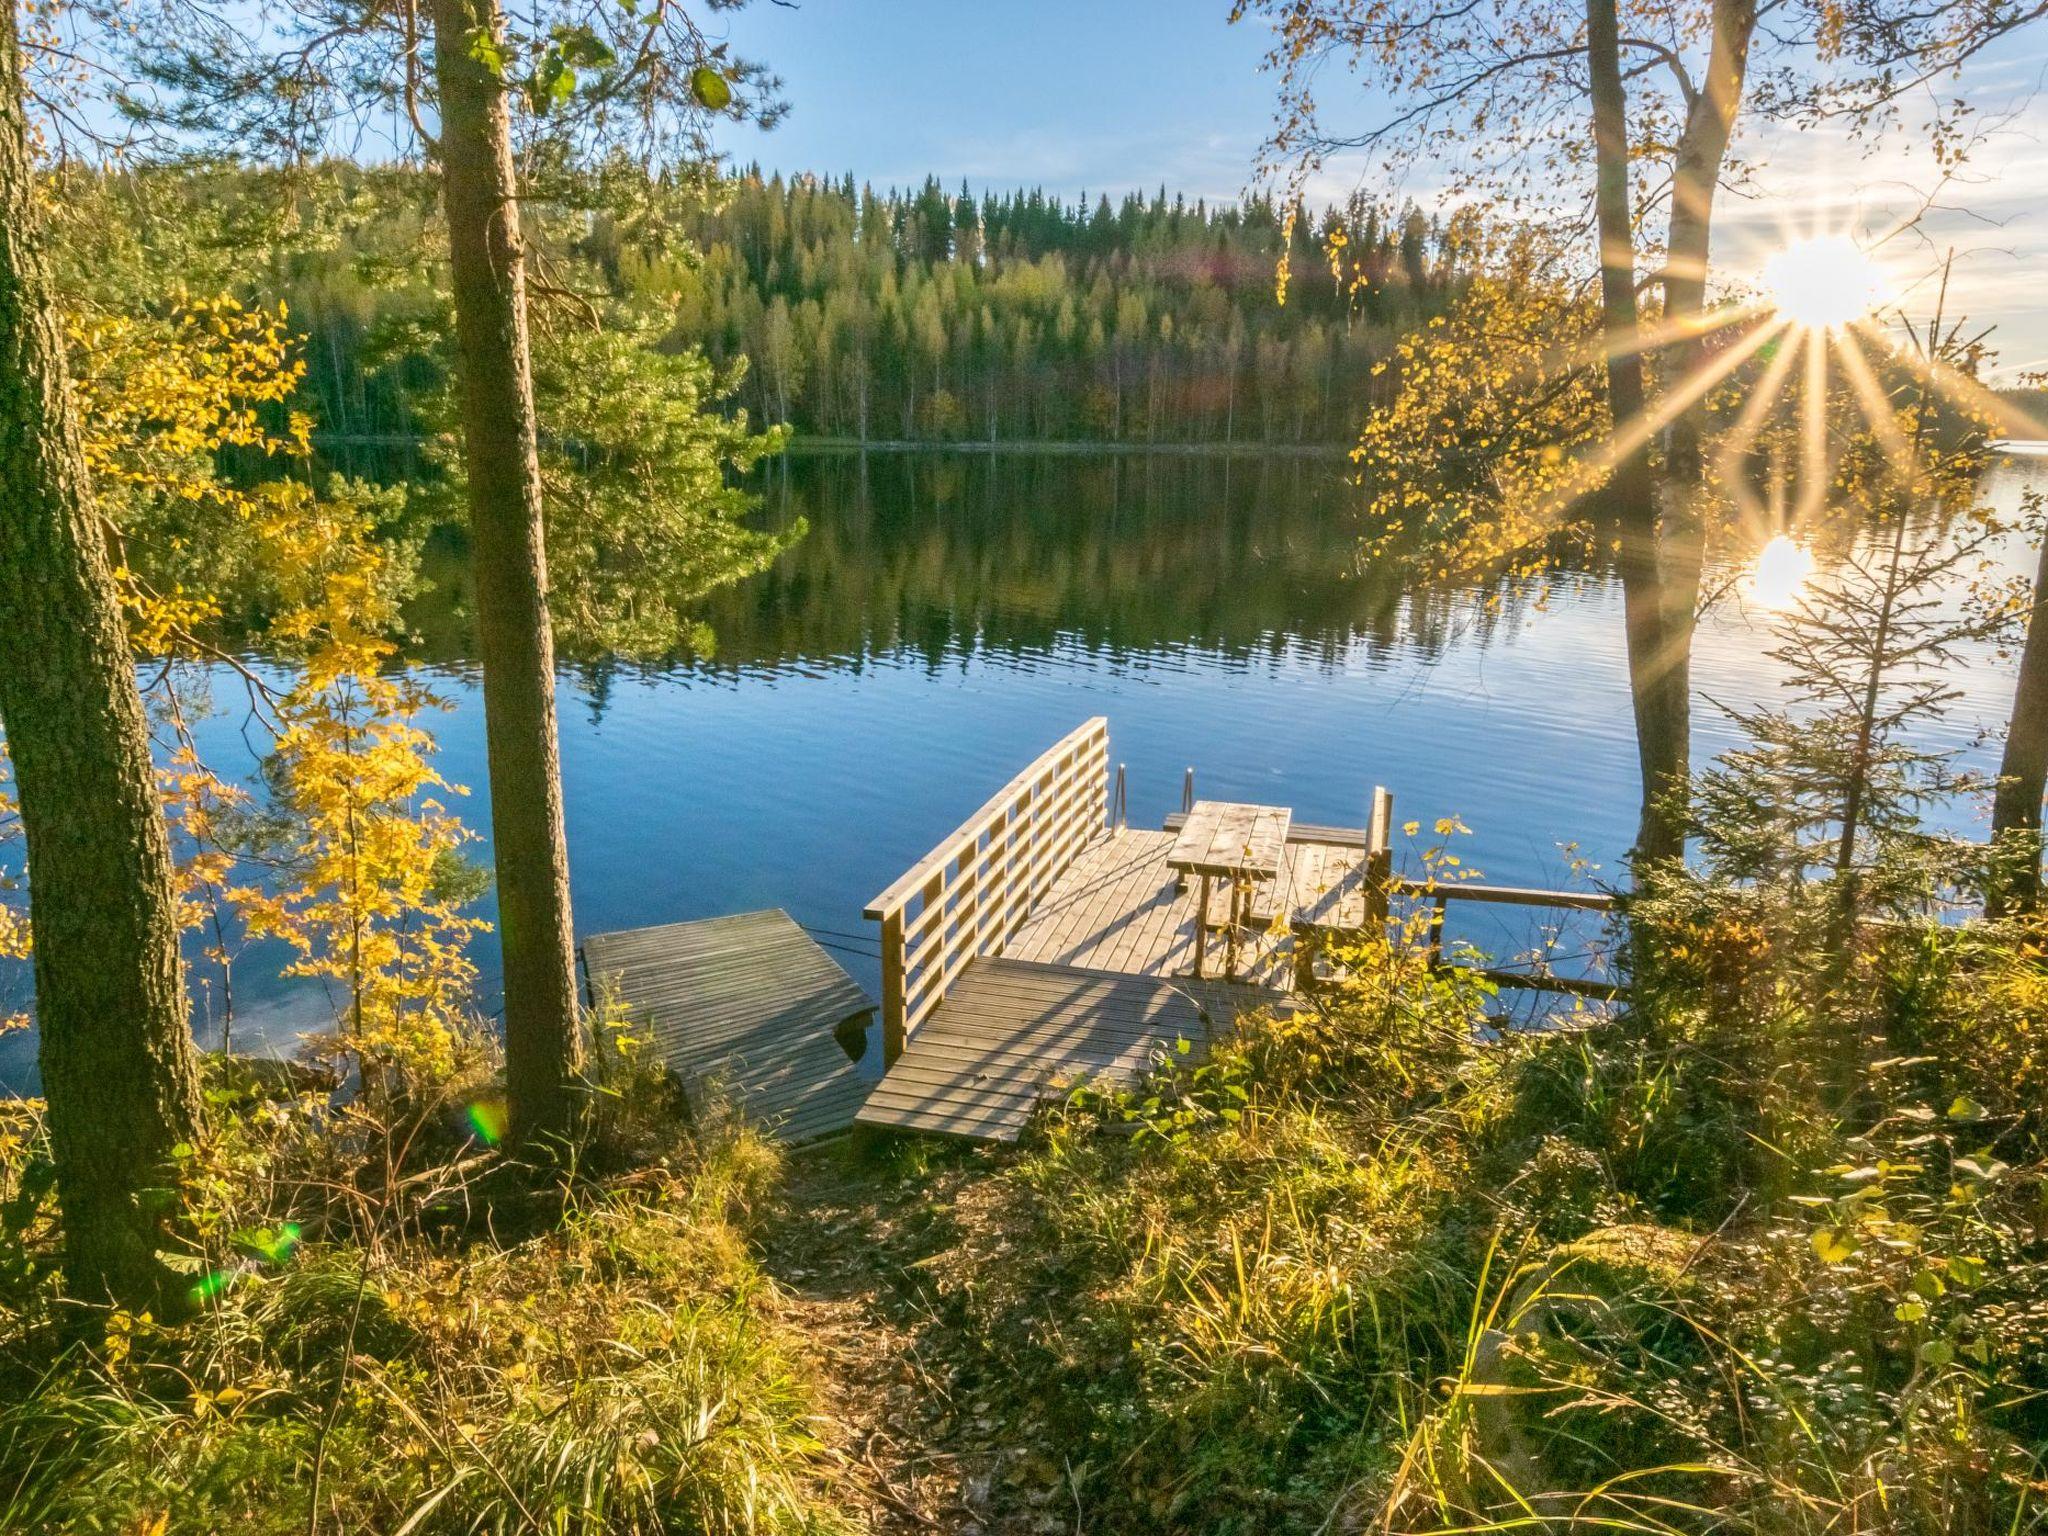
1366 785 1621 998
865 718 1111 1063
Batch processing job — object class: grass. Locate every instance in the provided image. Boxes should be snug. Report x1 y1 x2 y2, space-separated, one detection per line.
0 1079 847 1536
3 876 2046 1533
875 893 2048 1533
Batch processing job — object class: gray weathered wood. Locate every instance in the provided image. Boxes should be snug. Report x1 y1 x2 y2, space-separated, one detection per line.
1166 799 1292 880
582 909 875 1143
855 957 1283 1142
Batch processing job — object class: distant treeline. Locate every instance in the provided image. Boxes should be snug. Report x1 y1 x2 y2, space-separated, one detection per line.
56 163 1471 453
602 173 1469 446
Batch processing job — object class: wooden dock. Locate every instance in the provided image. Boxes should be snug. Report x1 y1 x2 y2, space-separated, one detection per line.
855 719 1618 1142
581 909 875 1143
579 721 1616 1151
1005 829 1294 984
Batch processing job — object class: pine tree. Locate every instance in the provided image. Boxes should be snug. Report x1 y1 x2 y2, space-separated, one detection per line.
0 2 203 1304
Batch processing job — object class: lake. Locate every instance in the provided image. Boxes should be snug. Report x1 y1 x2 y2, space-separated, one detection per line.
4 449 2045 1089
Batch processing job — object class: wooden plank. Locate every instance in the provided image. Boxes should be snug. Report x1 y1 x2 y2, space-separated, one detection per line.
1166 800 1291 880
1391 877 1614 912
855 1095 1033 1142
1165 810 1370 849
856 958 1285 1144
1009 828 1297 986
1477 968 1629 999
581 909 876 1144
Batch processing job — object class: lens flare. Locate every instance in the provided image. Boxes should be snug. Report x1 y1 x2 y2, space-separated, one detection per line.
1761 236 1886 331
467 1097 508 1146
1748 534 1815 610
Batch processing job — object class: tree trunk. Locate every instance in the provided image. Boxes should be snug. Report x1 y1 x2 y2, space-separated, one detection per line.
0 4 202 1305
1586 0 1689 870
1662 0 1758 429
1991 530 2048 914
432 0 583 1144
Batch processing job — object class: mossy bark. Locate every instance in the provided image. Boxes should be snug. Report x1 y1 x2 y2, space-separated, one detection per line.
0 5 203 1303
430 0 584 1144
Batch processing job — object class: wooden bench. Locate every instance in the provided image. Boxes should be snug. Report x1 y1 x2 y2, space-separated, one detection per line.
1169 789 1620 995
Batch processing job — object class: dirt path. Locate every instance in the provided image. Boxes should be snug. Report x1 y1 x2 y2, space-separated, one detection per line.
758 1140 1067 1535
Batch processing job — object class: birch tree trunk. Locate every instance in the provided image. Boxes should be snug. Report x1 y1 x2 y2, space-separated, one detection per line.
1641 0 1760 860
431 0 584 1144
0 3 202 1304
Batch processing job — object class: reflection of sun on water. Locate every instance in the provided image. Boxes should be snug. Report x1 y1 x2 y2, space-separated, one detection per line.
1749 534 1815 610
1760 235 1887 332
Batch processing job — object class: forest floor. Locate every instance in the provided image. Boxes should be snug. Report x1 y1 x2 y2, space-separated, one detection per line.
758 1138 1075 1536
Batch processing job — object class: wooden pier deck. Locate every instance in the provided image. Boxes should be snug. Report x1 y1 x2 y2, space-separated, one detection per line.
855 718 1618 1142
1004 829 1294 984
855 958 1278 1141
581 909 875 1143
580 721 1615 1151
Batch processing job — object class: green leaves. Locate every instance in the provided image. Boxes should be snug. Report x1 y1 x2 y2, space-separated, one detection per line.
467 29 508 79
528 53 578 112
689 65 732 111
468 21 624 115
524 27 618 116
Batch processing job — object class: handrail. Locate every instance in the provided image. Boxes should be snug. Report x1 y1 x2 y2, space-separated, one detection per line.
1392 877 1614 912
864 717 1109 919
865 718 1111 1063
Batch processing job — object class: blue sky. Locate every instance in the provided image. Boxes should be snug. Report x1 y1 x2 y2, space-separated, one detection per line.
704 1 2048 379
708 0 1282 201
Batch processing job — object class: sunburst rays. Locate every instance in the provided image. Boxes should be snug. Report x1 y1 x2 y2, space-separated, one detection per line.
1475 222 2037 626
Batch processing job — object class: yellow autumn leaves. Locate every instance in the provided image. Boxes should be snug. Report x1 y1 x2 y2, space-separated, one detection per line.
3 295 485 1088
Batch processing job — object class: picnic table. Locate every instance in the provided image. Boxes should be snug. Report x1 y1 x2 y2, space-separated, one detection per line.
1166 799 1291 977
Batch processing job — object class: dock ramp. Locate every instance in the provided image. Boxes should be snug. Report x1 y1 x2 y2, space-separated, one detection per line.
581 909 875 1143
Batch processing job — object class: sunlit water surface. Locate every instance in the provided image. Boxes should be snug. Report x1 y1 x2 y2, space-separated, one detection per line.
3 451 2043 1089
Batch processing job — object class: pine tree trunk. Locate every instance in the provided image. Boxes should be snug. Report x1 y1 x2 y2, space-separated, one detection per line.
0 5 202 1304
1586 0 1688 870
1990 531 2048 914
432 0 583 1143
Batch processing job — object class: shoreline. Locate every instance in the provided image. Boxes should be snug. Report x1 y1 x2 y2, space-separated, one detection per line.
310 431 1357 461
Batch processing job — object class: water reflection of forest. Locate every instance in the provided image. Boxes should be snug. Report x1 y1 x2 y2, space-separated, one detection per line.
405 451 1608 683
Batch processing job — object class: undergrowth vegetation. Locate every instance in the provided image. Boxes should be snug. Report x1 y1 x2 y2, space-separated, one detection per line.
914 894 2048 1533
0 1041 844 1536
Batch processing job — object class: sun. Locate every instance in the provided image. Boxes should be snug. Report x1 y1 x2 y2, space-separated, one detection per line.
1748 533 1816 610
1760 235 1888 331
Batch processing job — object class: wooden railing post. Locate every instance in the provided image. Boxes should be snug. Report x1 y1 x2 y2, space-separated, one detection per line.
879 908 906 1065
1366 785 1394 933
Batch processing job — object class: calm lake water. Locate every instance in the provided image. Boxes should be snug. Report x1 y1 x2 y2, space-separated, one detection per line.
4 450 2045 1089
